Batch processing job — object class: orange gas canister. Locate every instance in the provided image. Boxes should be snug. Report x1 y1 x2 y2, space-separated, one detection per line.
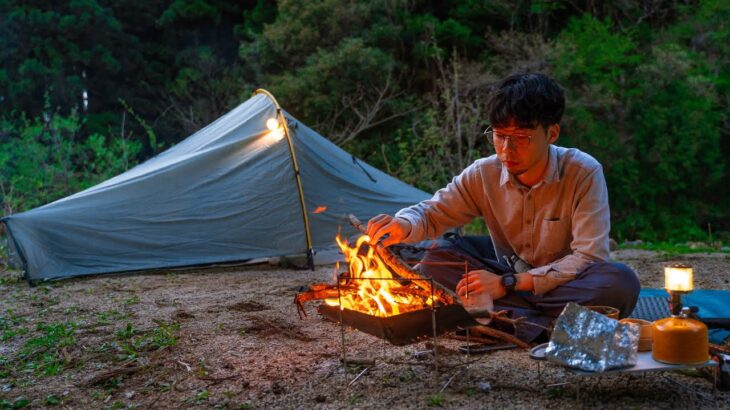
652 307 709 365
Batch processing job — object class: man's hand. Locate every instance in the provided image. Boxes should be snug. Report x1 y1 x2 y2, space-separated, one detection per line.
366 214 411 247
456 270 506 301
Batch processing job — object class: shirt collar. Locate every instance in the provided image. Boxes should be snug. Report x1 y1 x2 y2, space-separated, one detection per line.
499 145 560 188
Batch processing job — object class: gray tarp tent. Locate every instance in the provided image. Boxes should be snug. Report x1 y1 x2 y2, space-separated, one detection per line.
2 92 429 283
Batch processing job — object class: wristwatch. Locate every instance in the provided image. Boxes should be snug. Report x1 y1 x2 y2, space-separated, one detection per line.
501 273 517 292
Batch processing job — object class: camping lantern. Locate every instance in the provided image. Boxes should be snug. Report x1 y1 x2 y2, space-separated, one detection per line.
266 118 280 130
652 263 710 365
664 263 693 315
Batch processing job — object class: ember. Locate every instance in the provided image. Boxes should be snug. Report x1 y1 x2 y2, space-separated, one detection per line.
324 234 442 317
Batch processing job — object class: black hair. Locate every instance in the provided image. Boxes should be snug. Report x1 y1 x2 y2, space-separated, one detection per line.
486 72 565 129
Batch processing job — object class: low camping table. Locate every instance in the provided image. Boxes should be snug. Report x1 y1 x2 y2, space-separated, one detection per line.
532 351 719 401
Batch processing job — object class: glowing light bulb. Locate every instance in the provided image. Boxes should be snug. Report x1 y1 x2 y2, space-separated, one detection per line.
665 264 693 292
266 118 279 131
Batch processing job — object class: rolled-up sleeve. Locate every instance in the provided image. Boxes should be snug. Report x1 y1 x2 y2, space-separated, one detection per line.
528 166 610 295
396 164 482 243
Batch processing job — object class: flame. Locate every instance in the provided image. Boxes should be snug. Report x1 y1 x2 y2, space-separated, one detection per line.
325 235 439 317
312 205 327 214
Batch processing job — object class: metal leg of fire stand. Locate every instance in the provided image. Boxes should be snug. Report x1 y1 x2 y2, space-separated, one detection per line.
443 261 470 394
431 278 439 383
337 280 348 385
463 261 470 378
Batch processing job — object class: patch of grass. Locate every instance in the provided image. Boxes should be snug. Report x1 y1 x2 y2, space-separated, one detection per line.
114 320 180 360
18 322 77 376
44 395 62 406
122 295 140 305
426 393 444 407
115 323 136 341
0 397 30 409
196 390 209 403
182 390 209 405
0 274 21 286
63 306 81 315
0 355 10 378
147 321 179 349
110 400 125 409
103 377 122 390
619 241 729 256
347 394 362 405
96 309 129 325
0 310 28 341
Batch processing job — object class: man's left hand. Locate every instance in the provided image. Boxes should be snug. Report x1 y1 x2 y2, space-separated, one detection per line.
456 270 506 301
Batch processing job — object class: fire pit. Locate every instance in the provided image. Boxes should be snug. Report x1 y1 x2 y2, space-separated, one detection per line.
317 302 477 346
295 215 480 345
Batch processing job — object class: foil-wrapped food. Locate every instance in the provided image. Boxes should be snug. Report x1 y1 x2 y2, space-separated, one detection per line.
545 303 639 372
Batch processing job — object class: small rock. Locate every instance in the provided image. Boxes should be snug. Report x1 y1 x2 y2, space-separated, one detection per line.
125 391 135 399
477 381 492 393
608 238 618 251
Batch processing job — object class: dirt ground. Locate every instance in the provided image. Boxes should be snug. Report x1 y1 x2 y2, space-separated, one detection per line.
1 249 729 409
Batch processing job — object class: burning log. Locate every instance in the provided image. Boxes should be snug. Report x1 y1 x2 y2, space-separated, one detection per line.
347 214 457 305
295 283 359 318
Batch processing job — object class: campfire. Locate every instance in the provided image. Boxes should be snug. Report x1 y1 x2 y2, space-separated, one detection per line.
295 215 481 345
322 234 442 316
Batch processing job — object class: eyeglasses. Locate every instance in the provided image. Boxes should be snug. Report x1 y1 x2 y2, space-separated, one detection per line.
483 127 533 149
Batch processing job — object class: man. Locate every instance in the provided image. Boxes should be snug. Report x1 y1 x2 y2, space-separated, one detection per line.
367 72 639 342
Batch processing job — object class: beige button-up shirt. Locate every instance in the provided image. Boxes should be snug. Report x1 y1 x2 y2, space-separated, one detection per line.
395 145 610 295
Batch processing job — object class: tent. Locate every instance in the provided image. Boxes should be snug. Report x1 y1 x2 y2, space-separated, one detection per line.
1 90 430 284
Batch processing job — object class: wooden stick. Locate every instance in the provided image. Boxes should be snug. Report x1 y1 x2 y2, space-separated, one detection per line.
447 334 501 345
348 214 457 304
469 325 530 349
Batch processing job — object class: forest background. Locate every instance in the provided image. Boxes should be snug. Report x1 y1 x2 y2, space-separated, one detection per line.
0 0 728 247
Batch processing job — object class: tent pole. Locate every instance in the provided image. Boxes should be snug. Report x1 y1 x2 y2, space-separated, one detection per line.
253 89 315 271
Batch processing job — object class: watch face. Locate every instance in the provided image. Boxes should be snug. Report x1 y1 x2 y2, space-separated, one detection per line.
502 275 516 287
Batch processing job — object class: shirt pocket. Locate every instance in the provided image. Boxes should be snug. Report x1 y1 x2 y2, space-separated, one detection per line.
538 217 571 257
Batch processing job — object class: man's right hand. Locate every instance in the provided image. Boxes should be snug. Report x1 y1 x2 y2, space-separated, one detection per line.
366 214 411 247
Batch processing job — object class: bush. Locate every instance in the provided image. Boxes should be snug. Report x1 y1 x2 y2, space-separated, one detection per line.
0 110 141 216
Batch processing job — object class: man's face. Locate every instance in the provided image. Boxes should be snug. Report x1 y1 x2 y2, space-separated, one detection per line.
492 121 558 177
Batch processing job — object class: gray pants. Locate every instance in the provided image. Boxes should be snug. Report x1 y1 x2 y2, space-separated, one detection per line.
415 235 640 342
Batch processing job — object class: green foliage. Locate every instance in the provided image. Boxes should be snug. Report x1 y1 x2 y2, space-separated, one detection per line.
427 393 444 407
43 395 61 406
0 309 28 341
113 320 179 360
0 110 141 215
115 322 136 341
16 322 77 376
0 397 30 409
620 241 729 257
551 13 727 241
